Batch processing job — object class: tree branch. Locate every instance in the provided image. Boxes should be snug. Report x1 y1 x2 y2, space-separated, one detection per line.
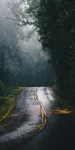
0 16 17 22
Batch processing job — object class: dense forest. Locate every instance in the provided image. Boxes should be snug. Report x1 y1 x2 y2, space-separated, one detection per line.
37 0 75 102
0 0 75 103
0 0 53 98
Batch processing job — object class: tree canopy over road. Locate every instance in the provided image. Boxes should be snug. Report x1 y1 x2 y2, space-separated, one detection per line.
37 0 75 101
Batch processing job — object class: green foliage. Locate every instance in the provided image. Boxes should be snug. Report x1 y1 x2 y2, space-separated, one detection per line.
37 0 75 99
0 87 22 120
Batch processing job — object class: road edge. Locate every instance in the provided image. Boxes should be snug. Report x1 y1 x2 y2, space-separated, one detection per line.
0 88 24 122
0 87 47 149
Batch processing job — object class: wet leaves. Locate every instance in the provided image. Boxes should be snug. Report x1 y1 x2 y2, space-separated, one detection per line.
47 108 73 115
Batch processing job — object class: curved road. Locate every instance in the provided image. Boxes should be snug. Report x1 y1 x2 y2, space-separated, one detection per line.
0 87 75 150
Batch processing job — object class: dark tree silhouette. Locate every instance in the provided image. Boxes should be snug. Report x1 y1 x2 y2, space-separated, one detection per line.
37 0 75 99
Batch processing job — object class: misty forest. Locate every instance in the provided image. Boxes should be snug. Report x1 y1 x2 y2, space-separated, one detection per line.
0 0 75 105
0 0 75 149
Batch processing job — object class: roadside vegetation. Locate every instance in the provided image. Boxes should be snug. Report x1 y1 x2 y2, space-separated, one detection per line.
36 0 75 105
0 38 23 121
0 85 22 121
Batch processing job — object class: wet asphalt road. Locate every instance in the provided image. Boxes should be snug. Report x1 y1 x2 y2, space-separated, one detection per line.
0 87 75 150
0 88 41 144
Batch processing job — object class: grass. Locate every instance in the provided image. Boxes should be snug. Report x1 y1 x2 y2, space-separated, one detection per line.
0 87 23 121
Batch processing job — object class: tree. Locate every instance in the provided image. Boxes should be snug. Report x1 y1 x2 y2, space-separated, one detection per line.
37 0 75 99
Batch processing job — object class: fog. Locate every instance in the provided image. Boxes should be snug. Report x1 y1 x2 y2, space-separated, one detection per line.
0 0 54 86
